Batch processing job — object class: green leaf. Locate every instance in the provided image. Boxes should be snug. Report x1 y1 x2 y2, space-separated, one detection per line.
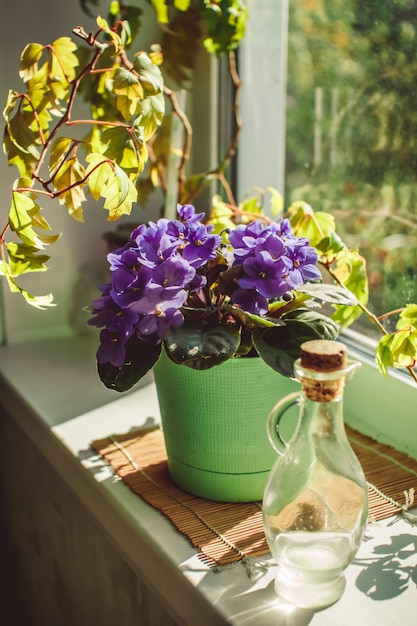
133 52 164 96
315 231 346 257
203 0 248 54
297 282 358 306
132 53 165 140
284 309 340 338
164 321 241 369
98 336 161 392
253 314 339 378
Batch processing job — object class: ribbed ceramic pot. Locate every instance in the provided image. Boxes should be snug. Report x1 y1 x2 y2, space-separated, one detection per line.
153 352 298 502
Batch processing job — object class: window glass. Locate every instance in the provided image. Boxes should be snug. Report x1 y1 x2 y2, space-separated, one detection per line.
285 0 417 336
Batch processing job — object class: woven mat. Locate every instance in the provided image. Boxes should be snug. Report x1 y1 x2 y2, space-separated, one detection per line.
91 426 417 568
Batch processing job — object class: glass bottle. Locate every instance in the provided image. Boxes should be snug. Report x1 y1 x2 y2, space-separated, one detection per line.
263 340 368 609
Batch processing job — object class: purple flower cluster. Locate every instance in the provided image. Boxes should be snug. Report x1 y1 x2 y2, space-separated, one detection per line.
228 219 321 315
89 205 321 367
89 204 222 366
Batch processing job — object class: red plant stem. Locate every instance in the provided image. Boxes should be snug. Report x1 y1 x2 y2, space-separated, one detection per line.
377 308 405 321
31 46 104 180
17 159 114 200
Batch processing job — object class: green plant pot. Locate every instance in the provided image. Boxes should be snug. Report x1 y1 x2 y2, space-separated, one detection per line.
153 353 298 502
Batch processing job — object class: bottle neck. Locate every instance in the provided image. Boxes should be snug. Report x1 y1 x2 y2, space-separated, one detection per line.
301 376 345 403
300 386 346 442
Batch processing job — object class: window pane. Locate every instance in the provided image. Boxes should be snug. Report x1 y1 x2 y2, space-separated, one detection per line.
285 0 417 335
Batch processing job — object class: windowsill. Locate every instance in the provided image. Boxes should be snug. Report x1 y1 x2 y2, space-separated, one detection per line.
0 336 416 625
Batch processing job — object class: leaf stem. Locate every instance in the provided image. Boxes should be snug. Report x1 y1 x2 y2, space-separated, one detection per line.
377 308 405 321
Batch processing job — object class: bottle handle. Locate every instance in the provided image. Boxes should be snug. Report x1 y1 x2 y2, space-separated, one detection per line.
267 391 301 456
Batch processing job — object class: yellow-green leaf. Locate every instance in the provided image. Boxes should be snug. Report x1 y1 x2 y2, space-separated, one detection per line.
96 15 121 49
85 153 137 219
6 241 50 276
51 37 79 83
102 126 147 175
85 154 114 200
175 0 191 9
3 130 38 177
397 303 417 331
12 176 34 193
3 90 18 122
0 261 55 309
151 0 169 23
113 67 144 120
53 157 87 220
267 187 284 218
288 201 336 247
375 335 393 376
19 43 44 82
9 192 45 248
330 250 368 328
6 106 41 158
102 166 137 219
135 95 165 142
207 195 235 236
376 329 417 374
49 137 74 175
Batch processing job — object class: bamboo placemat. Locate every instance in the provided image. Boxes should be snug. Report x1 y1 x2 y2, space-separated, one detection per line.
91 425 417 568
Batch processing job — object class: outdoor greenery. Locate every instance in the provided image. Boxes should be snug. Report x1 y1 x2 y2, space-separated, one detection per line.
0 0 416 384
286 0 417 323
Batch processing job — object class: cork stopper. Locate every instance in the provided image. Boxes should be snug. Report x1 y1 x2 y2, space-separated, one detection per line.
299 340 347 402
300 340 347 372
